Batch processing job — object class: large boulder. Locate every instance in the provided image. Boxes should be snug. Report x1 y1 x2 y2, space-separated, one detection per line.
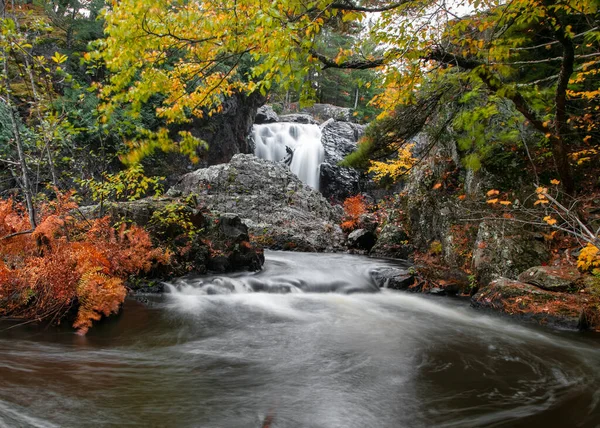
518 265 582 292
319 119 365 201
471 277 597 330
170 154 345 251
472 221 550 286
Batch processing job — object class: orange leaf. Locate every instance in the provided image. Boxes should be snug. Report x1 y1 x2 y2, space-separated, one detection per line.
433 183 442 190
486 189 500 196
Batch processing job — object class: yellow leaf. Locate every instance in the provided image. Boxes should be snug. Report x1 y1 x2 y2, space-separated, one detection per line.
499 200 512 206
543 216 557 225
486 189 500 196
534 199 549 205
487 198 499 204
550 179 560 185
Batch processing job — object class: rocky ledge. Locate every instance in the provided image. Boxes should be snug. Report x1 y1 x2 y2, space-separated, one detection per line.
472 267 600 331
170 154 345 252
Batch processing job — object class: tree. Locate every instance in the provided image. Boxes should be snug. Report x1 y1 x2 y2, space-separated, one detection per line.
97 0 599 192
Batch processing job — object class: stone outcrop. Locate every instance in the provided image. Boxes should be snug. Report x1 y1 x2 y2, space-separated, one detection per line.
319 119 365 201
472 221 550 286
518 265 582 292
471 277 597 330
170 154 345 251
175 91 265 168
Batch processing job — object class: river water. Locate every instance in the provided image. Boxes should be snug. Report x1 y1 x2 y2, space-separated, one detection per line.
1 251 599 427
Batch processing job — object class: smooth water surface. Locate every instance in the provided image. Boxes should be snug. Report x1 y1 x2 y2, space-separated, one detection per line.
1 251 599 427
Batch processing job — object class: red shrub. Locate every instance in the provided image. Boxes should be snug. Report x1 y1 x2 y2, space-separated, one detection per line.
0 193 168 334
341 195 367 232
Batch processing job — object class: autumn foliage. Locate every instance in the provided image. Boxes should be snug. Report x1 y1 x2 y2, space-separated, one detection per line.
341 195 367 232
0 192 169 334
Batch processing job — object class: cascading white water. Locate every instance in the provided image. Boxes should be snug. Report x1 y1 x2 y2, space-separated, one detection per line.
253 123 324 190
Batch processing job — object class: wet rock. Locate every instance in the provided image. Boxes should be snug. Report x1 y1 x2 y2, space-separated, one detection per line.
347 229 377 251
319 120 365 201
371 267 414 290
471 277 594 330
255 105 279 124
472 221 550 286
518 266 582 292
171 154 345 252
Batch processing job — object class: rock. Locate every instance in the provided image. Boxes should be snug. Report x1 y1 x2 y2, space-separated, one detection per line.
347 229 377 251
370 267 414 290
518 265 582 292
255 105 279 124
472 221 550 286
300 104 353 122
370 224 413 259
471 277 594 330
173 91 264 168
278 113 319 125
218 213 249 241
171 154 345 251
319 120 365 201
358 213 378 233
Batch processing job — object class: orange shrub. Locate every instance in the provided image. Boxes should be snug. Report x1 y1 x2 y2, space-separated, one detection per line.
0 193 169 334
341 195 367 232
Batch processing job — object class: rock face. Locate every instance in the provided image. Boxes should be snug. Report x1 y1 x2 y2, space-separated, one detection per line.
472 221 550 286
518 266 582 292
471 277 594 330
319 119 365 201
171 154 345 251
176 91 265 167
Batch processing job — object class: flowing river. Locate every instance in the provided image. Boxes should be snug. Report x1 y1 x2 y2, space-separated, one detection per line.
1 251 599 427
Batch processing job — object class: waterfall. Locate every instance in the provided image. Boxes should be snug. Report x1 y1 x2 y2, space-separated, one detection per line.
253 123 324 190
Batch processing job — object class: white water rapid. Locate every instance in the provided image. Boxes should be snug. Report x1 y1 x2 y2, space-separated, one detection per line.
253 123 324 190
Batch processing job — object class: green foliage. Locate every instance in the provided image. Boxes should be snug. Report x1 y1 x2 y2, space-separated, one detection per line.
77 165 164 203
149 196 201 241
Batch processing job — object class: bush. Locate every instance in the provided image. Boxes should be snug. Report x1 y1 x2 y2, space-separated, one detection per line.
0 192 169 334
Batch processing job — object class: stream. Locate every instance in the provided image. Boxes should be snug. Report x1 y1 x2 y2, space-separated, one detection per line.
1 251 599 427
